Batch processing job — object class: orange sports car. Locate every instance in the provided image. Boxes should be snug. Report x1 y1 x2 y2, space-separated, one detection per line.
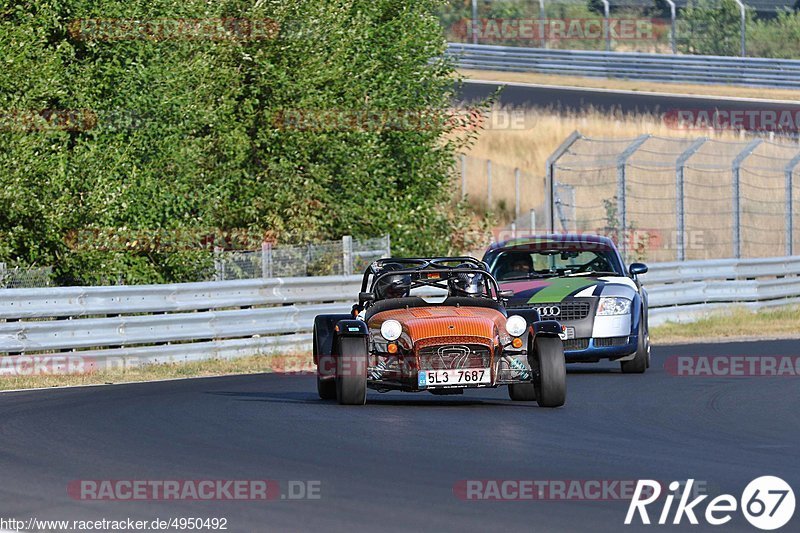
313 257 566 407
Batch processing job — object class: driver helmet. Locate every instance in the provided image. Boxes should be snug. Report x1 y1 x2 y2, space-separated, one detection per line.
374 263 411 299
448 263 485 297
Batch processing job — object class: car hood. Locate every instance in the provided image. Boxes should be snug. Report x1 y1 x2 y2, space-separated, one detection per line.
368 306 504 344
500 276 638 306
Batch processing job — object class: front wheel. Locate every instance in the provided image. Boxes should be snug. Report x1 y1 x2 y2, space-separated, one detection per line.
621 316 649 374
336 336 368 405
314 325 336 400
531 337 566 408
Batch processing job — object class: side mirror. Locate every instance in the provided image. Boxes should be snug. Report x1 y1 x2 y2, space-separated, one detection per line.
629 263 648 276
498 289 514 300
358 292 375 306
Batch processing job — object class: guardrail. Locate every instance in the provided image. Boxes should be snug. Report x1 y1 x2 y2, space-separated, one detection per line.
0 255 797 370
446 43 800 89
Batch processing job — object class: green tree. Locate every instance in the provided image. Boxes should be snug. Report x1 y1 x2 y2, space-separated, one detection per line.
678 0 751 56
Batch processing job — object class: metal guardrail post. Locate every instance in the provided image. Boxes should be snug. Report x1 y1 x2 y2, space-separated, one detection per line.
261 242 273 278
514 168 521 220
546 131 582 233
675 138 707 261
785 154 800 256
486 159 492 209
601 0 611 52
617 135 650 259
732 139 763 258
385 233 391 258
342 235 353 275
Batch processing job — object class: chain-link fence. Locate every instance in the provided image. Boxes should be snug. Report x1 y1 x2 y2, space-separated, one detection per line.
459 154 546 230
547 131 800 262
0 264 53 288
212 235 392 281
440 0 798 58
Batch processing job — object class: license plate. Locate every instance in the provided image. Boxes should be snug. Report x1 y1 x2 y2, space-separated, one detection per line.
559 326 575 340
418 368 491 388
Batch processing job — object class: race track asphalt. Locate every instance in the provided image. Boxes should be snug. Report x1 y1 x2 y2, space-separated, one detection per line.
0 339 798 532
457 79 800 119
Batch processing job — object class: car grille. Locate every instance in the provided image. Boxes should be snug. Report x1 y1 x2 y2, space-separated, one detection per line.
563 338 590 351
510 301 591 321
593 337 629 347
417 344 491 370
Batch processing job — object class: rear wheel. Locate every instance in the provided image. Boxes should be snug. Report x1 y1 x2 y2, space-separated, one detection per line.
336 336 368 405
621 316 649 374
314 324 336 400
508 383 536 401
532 337 566 408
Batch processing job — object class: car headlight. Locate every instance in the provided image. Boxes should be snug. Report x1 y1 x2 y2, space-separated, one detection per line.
596 297 632 316
380 319 402 341
505 315 527 337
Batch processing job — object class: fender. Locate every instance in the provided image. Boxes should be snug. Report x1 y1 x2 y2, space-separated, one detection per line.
313 314 352 365
334 319 369 338
530 320 562 338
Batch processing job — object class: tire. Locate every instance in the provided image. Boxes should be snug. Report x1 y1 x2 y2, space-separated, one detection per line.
508 383 537 401
621 315 649 374
532 336 566 408
336 336 368 405
314 325 336 400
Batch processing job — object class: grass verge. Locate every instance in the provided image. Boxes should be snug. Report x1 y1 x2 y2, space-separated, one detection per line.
651 305 800 345
0 353 311 392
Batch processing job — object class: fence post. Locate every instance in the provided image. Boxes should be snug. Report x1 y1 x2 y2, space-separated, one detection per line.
734 0 746 57
617 135 650 260
261 242 272 278
471 0 479 45
342 235 353 276
539 0 546 48
675 138 707 261
213 246 224 281
665 0 676 53
530 209 536 234
732 139 762 259
486 159 492 209
514 167 521 220
461 154 467 200
385 233 392 258
546 131 582 233
785 153 800 256
601 0 610 51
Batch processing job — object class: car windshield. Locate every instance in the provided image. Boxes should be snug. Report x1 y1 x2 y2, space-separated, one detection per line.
491 249 623 281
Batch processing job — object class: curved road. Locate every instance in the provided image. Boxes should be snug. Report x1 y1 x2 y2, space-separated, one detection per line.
1 339 798 532
458 79 800 118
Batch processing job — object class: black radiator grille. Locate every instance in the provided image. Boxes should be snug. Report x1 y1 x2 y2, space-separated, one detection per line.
509 301 591 321
417 345 491 370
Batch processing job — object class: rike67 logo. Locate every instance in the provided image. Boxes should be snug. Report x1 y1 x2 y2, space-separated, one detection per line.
626 477 795 530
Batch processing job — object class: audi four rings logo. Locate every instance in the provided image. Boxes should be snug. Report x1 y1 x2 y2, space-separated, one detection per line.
535 306 561 317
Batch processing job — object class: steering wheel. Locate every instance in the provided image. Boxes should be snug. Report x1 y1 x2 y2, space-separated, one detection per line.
572 257 608 274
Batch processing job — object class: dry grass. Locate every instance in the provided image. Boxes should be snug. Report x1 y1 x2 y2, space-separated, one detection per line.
651 306 800 345
459 69 800 102
0 353 312 392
